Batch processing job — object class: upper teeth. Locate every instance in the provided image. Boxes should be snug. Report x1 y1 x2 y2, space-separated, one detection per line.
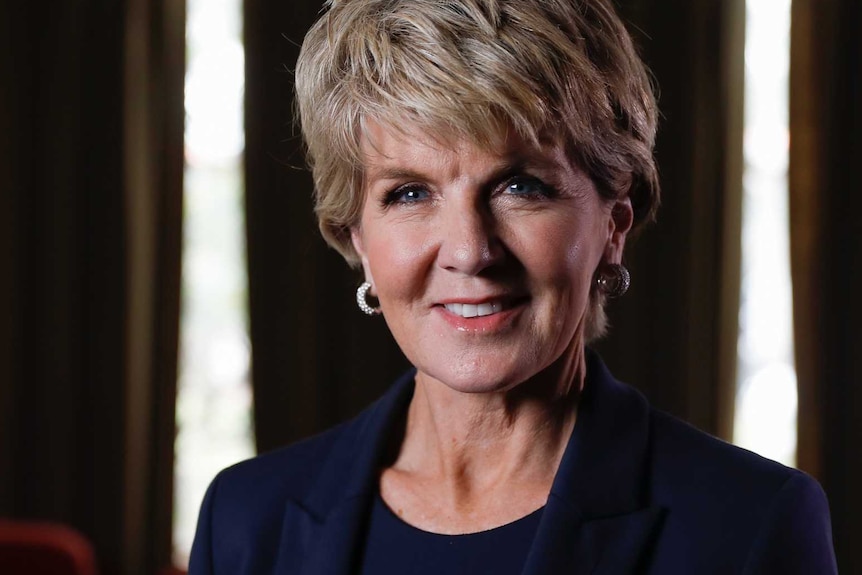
444 302 502 318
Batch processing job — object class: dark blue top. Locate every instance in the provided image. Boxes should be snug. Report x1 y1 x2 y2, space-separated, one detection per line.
189 351 837 574
359 493 544 575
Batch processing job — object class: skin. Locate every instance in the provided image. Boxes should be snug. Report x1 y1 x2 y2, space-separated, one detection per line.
351 121 633 534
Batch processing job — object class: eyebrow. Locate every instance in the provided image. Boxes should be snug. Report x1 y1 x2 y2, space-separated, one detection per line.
365 167 432 183
364 154 559 187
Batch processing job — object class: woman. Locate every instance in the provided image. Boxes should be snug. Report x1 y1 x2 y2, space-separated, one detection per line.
190 0 837 573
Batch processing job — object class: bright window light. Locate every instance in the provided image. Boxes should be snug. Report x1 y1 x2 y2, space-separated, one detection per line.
173 0 255 565
733 0 797 466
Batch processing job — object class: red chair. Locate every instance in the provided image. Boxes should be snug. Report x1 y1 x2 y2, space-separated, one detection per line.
0 520 97 575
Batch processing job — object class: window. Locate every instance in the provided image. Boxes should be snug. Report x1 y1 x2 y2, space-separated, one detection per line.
173 0 255 564
733 0 797 466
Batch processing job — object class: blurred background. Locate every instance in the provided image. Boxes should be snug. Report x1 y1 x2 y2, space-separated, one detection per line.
1 0 859 573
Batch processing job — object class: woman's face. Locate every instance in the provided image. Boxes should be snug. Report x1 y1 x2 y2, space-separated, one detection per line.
352 121 631 394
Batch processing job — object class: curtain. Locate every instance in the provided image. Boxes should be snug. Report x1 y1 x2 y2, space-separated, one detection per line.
244 0 411 453
0 0 185 573
595 0 745 441
790 0 862 570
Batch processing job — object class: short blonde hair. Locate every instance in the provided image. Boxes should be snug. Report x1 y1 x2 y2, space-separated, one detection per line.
295 0 660 339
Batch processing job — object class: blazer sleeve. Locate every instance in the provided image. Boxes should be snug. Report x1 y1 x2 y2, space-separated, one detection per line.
188 473 220 575
741 473 837 574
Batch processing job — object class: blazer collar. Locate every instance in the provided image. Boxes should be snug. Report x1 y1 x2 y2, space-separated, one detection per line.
520 350 665 574
277 370 416 574
285 351 664 575
302 369 416 519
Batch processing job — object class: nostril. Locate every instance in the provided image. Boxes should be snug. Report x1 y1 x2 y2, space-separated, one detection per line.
436 205 504 274
439 236 502 275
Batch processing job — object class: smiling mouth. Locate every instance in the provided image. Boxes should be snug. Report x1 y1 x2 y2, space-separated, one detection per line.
443 302 503 318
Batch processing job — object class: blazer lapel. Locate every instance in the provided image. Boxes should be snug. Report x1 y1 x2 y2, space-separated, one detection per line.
575 508 665 574
522 502 664 575
273 353 665 575
522 351 666 575
279 495 370 575
274 371 416 575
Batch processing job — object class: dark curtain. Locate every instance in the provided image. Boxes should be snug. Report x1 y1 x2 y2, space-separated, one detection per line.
244 0 411 453
595 0 745 440
789 0 862 571
0 0 185 573
244 0 743 451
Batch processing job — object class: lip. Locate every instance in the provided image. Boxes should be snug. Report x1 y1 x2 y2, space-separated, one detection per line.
435 291 529 306
442 301 503 318
433 295 527 333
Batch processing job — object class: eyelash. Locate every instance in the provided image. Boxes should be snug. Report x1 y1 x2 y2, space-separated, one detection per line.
504 176 556 199
381 184 428 206
381 175 556 207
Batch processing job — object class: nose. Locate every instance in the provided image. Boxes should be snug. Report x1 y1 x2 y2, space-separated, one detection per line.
436 201 503 275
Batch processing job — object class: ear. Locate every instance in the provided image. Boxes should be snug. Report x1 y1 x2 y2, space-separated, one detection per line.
350 226 376 288
604 197 634 263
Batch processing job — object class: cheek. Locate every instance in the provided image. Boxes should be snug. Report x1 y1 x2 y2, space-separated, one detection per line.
515 215 599 285
363 223 432 298
562 213 608 275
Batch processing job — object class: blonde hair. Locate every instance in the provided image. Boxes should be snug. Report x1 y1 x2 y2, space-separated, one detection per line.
295 0 660 339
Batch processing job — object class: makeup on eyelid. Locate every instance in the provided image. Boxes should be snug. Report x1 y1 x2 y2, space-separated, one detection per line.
379 175 560 209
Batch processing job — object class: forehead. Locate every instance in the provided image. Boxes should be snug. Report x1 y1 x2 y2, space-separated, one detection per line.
359 119 569 183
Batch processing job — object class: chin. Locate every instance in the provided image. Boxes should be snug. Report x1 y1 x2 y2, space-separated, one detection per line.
418 359 532 396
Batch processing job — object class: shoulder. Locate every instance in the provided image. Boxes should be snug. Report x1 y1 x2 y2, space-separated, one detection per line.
646 409 836 573
209 417 355 515
648 407 797 499
189 410 371 573
204 393 388 535
204 368 416 521
189 370 416 573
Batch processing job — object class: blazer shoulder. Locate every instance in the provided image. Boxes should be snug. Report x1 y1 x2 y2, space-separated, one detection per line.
649 407 808 501
188 424 351 573
741 471 837 573
199 368 415 529
646 408 836 573
189 372 416 574
211 414 363 515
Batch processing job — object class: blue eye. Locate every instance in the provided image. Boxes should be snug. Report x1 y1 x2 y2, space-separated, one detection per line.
505 177 554 198
384 185 429 205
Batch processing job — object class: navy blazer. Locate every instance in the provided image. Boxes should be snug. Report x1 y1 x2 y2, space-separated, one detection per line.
189 352 837 574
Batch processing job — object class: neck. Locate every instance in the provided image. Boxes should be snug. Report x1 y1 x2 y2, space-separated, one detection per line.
395 345 585 505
